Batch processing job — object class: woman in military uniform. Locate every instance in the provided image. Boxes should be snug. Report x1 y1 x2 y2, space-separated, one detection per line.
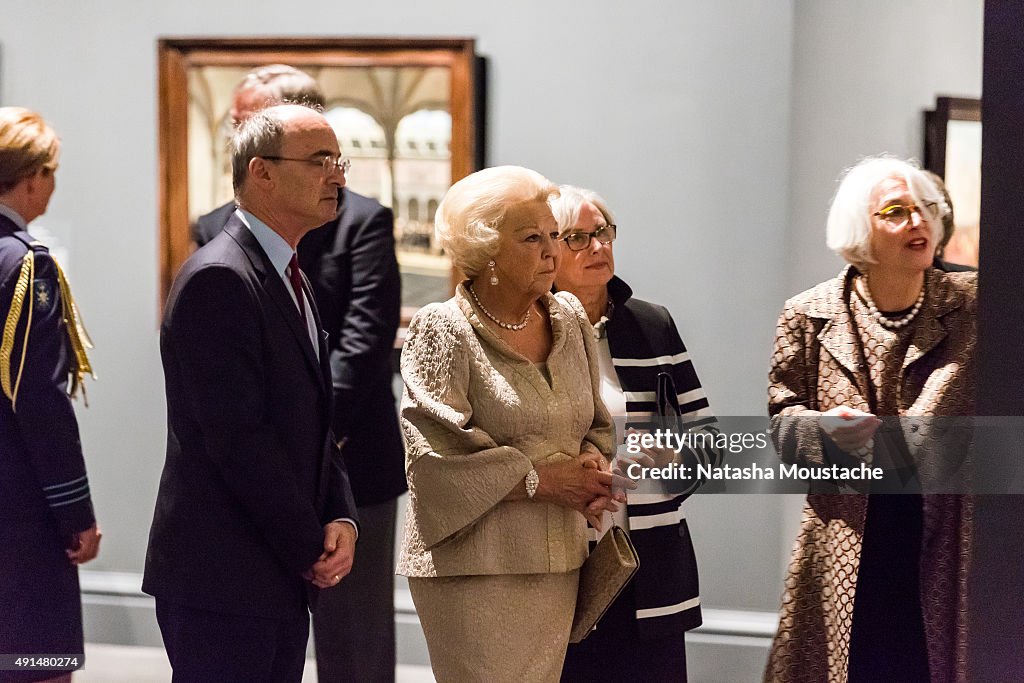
0 107 98 683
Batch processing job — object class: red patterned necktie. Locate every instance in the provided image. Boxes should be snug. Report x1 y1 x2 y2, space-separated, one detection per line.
287 253 307 326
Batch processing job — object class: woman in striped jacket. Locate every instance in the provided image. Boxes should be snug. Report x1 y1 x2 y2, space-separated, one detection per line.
552 186 720 683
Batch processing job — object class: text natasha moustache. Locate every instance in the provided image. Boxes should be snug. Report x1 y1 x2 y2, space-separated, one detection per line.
626 461 884 482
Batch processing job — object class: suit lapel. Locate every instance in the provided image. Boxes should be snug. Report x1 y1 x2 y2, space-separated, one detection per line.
301 271 333 392
903 269 958 373
224 217 325 395
903 315 947 372
302 270 336 523
810 267 873 404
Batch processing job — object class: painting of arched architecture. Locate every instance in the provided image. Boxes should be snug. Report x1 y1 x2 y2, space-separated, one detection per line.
159 38 480 311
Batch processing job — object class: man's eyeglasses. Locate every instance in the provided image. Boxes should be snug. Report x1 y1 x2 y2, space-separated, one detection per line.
261 154 351 177
873 202 938 228
561 224 617 251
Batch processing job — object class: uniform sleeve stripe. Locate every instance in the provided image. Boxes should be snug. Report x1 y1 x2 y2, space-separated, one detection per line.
636 596 701 620
42 475 88 491
49 492 91 508
612 352 690 367
45 485 90 501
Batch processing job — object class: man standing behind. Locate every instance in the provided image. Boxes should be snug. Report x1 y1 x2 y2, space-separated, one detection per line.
194 66 406 683
144 104 358 683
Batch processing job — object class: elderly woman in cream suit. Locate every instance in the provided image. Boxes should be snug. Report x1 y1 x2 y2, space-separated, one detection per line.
397 166 623 682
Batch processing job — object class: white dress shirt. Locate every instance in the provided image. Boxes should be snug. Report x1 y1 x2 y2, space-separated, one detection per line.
235 210 357 538
236 209 318 358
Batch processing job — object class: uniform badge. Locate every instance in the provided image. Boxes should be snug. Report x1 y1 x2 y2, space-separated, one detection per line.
34 279 56 314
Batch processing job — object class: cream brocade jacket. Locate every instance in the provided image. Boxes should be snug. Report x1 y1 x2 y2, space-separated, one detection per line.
396 285 615 578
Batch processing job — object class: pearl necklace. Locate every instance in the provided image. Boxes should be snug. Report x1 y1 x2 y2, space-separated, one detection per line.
468 284 531 331
860 274 925 330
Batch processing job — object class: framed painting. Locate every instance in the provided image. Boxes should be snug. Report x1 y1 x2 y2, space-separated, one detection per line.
157 37 483 318
924 96 981 267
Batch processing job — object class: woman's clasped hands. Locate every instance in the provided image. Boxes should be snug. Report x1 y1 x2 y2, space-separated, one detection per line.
533 450 635 530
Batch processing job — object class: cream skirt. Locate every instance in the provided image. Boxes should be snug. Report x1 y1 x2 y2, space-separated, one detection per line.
409 570 579 683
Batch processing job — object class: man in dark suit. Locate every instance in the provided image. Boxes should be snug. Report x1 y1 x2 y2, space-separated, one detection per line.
193 66 406 683
144 104 359 683
1 106 100 683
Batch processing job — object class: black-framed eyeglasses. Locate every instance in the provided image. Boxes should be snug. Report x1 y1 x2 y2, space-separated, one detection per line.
261 154 351 177
873 202 938 228
561 224 617 251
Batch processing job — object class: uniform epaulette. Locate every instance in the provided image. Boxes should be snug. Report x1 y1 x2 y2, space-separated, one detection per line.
0 243 95 410
1 249 36 407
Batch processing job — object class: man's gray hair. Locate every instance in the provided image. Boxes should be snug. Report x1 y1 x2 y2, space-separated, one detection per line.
923 170 956 256
230 108 286 194
235 64 326 111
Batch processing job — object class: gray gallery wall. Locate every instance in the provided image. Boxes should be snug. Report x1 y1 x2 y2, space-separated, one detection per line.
2 0 796 580
787 0 983 293
1 0 982 677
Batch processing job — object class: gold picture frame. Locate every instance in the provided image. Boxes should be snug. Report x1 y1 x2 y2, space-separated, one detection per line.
924 96 981 268
157 37 482 315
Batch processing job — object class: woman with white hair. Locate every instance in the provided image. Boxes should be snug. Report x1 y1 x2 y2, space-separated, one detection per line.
765 156 976 682
397 166 623 682
550 185 720 683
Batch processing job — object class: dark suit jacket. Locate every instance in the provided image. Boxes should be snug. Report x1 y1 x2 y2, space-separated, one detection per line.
194 189 406 506
934 256 977 273
143 216 357 619
0 213 95 537
1 212 94 655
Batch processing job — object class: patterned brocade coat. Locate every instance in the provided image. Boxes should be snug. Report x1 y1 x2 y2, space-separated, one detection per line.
764 266 976 683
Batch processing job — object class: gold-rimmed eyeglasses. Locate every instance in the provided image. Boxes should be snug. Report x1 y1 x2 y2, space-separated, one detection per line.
261 154 351 178
561 224 617 251
873 202 939 228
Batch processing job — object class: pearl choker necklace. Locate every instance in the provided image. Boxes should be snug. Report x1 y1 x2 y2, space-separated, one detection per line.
468 284 531 331
860 274 924 330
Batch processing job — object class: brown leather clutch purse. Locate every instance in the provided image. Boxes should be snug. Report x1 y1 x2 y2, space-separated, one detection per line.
569 525 640 643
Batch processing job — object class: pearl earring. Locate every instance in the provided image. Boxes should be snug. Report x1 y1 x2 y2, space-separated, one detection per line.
488 260 498 286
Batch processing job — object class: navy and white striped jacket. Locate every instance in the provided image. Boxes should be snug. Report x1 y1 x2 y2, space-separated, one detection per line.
601 276 721 637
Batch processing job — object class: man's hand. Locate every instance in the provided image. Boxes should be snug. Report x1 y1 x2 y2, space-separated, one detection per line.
66 523 101 565
305 521 356 589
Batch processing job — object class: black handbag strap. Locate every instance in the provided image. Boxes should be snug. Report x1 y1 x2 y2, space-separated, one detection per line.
656 371 686 432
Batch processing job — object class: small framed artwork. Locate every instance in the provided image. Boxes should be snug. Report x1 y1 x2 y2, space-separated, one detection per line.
157 37 483 316
924 96 981 268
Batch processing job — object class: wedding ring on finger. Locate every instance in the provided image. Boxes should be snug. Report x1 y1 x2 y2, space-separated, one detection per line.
333 575 341 583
